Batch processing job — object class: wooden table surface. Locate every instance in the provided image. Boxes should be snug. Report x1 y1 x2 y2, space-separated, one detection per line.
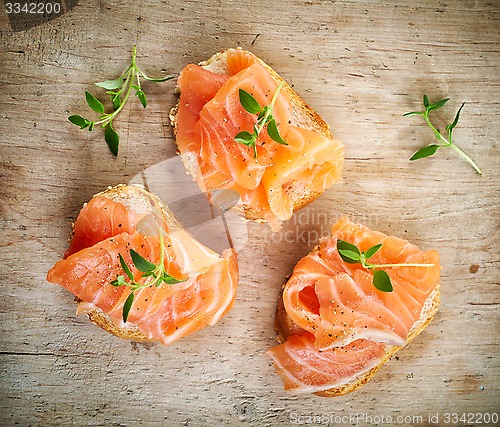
1 1 499 426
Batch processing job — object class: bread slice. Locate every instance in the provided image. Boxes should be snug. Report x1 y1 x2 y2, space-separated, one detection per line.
71 184 183 342
169 48 340 222
275 246 441 397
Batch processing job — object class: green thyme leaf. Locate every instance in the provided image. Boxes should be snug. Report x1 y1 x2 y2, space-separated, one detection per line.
235 82 288 159
258 106 273 124
403 111 423 117
427 97 449 112
109 228 188 322
162 273 186 285
95 77 124 90
373 270 393 292
111 93 121 110
68 115 88 128
337 240 361 256
338 249 361 262
69 46 174 156
85 91 105 113
131 84 147 107
137 90 147 108
139 72 174 82
122 292 135 322
337 239 361 264
446 102 465 135
423 95 430 108
119 254 134 280
239 89 262 114
235 131 256 145
130 249 156 273
410 144 440 161
267 119 288 145
364 243 383 259
104 125 120 156
111 275 127 287
405 95 481 174
336 240 433 293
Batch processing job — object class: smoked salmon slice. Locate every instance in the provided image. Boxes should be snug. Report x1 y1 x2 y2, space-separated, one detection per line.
64 196 141 258
268 333 386 394
268 218 440 394
174 48 344 225
47 187 239 346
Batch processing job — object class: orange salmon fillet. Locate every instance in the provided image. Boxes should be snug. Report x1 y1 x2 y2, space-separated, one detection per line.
47 196 238 346
268 218 440 393
267 333 386 394
176 49 344 224
64 197 140 258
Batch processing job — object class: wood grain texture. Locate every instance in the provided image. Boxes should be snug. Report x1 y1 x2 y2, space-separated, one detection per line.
1 1 499 426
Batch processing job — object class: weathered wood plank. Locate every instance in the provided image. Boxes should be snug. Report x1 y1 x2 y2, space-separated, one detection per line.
1 0 499 426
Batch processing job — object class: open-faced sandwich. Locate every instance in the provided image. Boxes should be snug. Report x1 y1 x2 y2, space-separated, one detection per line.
170 48 344 228
268 217 441 395
46 185 238 346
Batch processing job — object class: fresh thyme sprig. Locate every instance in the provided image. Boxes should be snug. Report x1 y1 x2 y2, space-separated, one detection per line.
235 81 288 158
404 95 482 175
336 240 434 292
110 229 186 322
68 45 173 156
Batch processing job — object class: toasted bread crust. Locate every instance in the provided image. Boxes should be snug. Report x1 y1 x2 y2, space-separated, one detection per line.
83 302 153 342
275 243 441 396
73 184 174 342
169 48 335 222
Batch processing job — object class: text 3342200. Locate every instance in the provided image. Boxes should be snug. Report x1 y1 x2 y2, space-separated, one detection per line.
5 2 61 14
